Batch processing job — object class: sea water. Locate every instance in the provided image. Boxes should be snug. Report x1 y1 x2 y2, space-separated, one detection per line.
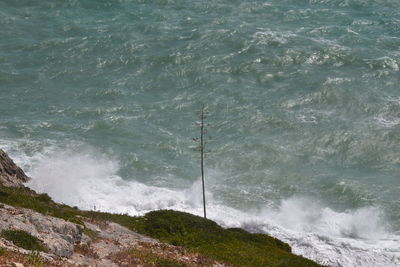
1 0 400 266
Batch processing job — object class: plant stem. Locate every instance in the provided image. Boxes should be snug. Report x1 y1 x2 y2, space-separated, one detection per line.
200 105 206 219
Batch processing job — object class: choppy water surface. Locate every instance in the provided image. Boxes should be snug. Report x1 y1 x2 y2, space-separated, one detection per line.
1 0 400 266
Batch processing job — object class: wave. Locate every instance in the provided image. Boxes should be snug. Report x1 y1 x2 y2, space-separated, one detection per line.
18 149 400 267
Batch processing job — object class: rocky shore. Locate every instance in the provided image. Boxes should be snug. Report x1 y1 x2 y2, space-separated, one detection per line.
0 149 324 267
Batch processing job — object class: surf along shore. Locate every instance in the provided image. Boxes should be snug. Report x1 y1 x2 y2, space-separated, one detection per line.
0 148 324 267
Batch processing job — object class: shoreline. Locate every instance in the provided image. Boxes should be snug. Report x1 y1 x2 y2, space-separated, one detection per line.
0 148 324 267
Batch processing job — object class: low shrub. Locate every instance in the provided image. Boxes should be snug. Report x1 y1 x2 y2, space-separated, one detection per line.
1 230 47 252
127 210 324 267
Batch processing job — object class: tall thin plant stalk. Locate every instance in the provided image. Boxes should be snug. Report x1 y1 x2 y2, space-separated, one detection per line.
193 104 210 219
200 105 206 219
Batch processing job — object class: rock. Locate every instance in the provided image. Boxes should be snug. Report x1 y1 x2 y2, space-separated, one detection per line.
0 149 30 187
0 204 84 258
80 233 92 246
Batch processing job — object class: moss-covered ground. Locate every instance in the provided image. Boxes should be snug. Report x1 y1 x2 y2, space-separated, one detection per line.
0 184 325 267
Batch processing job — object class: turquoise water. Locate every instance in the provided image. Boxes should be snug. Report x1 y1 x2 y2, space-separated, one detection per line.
1 1 400 266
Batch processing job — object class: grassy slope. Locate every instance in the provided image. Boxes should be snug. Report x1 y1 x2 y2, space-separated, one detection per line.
0 184 325 267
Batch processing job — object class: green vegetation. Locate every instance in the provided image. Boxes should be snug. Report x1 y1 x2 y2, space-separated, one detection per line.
83 227 99 241
28 251 44 267
0 230 47 252
155 258 188 267
88 210 323 267
0 184 324 267
128 248 188 267
0 247 6 256
131 210 322 267
0 184 82 224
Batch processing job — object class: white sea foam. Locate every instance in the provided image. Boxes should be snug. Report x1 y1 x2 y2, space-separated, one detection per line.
252 29 296 46
27 151 209 214
22 150 400 267
375 116 400 128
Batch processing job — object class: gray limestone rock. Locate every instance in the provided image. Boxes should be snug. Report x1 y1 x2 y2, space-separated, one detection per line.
0 149 30 187
0 204 86 258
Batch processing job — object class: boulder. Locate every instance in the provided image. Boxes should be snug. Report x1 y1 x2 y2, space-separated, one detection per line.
0 149 30 187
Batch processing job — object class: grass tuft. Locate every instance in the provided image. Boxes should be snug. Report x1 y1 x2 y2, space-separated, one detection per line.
0 247 6 256
83 226 99 241
28 251 44 267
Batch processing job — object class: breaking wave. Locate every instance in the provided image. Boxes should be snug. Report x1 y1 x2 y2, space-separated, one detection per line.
25 150 400 267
